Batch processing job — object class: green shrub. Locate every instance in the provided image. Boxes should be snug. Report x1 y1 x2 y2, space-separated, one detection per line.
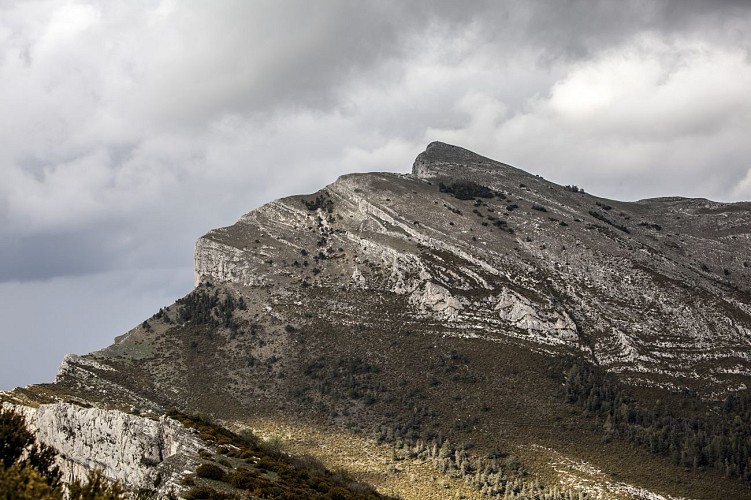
69 469 126 500
226 468 267 490
184 486 231 499
0 464 59 499
258 435 285 458
1 408 62 493
439 181 495 200
194 463 225 481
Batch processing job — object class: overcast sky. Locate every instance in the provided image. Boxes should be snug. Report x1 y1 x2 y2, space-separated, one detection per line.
1 0 750 389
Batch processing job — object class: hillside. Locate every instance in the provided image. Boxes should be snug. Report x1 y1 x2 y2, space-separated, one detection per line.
4 142 751 499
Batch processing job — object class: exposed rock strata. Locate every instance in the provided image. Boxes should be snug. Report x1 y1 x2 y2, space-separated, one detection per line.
2 401 204 496
191 141 751 396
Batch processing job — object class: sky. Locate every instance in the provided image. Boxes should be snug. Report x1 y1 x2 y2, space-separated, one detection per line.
1 0 751 389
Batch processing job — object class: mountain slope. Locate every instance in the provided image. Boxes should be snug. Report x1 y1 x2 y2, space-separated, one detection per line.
192 140 751 397
6 142 751 499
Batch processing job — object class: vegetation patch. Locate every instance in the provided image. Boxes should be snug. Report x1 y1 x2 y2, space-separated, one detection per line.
562 356 751 481
588 210 630 234
167 410 389 499
302 194 334 213
638 221 663 231
302 356 384 406
438 181 496 200
175 286 247 333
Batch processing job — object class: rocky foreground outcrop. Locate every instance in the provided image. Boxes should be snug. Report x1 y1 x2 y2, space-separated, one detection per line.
2 399 204 496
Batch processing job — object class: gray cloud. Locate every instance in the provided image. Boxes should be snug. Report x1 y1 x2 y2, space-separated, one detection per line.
0 267 191 389
1 0 751 387
2 0 750 268
0 230 113 281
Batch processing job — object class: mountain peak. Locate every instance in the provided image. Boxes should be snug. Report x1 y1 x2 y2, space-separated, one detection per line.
412 141 516 179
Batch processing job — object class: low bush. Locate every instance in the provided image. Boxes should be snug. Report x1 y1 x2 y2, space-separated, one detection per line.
439 181 495 200
184 486 232 499
195 463 225 481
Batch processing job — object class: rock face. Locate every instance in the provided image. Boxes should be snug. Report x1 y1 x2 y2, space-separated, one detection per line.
5 142 751 499
3 401 204 495
409 281 463 320
494 288 578 343
190 141 751 396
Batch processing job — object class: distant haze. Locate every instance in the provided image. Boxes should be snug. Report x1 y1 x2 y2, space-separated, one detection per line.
2 0 751 389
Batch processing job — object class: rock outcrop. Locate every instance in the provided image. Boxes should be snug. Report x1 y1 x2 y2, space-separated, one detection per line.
3 401 204 496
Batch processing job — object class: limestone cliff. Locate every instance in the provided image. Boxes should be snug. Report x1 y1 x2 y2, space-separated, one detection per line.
2 400 204 496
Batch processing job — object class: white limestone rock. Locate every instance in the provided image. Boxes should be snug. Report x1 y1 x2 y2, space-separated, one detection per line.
410 281 463 321
494 288 578 342
3 401 205 496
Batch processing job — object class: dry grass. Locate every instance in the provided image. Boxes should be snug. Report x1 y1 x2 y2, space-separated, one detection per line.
240 416 484 500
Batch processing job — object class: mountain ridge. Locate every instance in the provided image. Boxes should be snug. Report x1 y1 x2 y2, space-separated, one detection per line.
4 142 751 499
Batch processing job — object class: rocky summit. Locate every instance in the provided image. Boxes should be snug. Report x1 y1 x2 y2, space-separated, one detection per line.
4 142 751 499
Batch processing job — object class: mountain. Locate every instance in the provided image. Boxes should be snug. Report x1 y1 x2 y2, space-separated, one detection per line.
3 142 751 499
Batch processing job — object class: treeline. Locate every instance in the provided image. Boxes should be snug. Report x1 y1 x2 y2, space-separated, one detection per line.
175 286 246 332
439 181 497 200
563 357 751 480
383 436 591 498
295 351 591 497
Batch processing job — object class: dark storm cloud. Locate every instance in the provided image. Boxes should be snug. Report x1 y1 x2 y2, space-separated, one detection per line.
0 230 114 281
110 1 481 124
415 0 751 63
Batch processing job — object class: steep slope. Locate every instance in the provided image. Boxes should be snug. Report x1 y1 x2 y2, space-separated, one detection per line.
6 142 751 499
191 140 751 397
